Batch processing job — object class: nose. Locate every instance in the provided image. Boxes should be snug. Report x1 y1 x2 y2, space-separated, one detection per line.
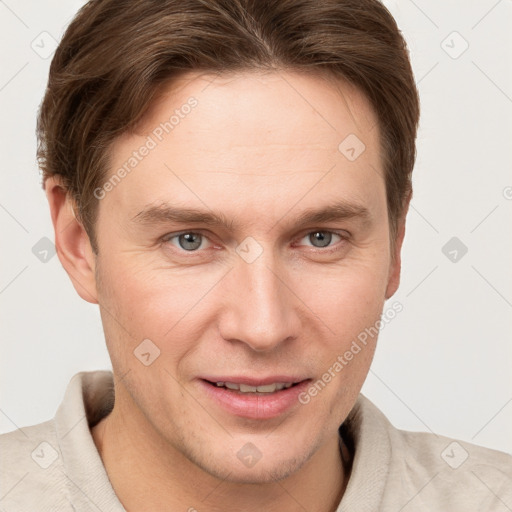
218 251 301 352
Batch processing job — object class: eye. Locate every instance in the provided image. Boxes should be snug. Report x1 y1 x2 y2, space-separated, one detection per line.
299 231 344 249
163 232 211 252
161 230 346 254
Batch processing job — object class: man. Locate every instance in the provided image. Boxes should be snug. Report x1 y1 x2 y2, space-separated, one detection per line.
1 0 511 510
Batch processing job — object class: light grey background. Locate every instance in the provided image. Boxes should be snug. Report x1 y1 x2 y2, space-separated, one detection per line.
1 1 511 454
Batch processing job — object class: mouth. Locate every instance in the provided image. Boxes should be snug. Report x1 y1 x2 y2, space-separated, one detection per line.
198 377 311 419
203 380 300 394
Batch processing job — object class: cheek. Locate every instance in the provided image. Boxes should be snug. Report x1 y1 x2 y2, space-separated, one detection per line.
294 256 389 328
96 254 227 354
291 257 388 387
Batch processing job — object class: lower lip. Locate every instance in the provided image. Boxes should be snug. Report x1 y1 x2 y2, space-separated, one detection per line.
199 379 310 420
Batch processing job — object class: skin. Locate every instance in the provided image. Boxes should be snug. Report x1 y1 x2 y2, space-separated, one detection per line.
46 70 407 512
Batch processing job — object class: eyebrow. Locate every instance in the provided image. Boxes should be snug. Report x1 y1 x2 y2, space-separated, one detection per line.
131 200 371 232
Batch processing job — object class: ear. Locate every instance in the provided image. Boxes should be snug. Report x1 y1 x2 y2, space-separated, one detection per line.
385 197 410 300
45 176 98 304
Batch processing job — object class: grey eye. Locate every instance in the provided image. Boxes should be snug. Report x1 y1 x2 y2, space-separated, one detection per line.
177 232 203 251
309 231 333 248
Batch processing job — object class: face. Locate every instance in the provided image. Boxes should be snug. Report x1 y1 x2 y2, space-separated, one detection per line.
89 71 401 483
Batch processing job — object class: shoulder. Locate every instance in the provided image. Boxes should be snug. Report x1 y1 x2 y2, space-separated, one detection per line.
1 420 72 511
1 417 54 448
386 418 512 510
1 419 60 478
345 395 512 511
0 371 118 511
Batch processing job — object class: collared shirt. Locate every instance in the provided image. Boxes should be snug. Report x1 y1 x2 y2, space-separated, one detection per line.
1 370 511 511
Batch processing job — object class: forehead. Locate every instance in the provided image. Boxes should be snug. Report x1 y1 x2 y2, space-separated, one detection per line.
104 70 384 225
137 69 379 153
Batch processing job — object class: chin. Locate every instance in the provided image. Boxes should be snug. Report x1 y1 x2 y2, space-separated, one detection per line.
211 458 307 485
186 440 315 485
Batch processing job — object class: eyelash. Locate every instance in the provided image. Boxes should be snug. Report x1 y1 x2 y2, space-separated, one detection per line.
160 229 349 255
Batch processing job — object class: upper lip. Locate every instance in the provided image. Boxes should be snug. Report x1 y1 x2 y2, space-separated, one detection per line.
201 376 309 386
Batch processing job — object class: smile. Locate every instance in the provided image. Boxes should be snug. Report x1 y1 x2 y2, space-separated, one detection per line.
199 378 310 419
211 381 295 393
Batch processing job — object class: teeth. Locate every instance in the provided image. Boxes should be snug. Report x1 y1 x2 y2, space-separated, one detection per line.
255 383 277 393
240 384 258 392
214 381 295 393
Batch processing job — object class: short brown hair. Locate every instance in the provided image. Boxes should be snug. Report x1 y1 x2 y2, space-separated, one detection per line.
37 0 420 252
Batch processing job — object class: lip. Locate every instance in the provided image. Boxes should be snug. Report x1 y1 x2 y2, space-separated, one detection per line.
198 377 311 420
200 375 306 386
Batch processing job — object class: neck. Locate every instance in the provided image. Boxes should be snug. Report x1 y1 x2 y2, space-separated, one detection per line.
91 384 350 512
